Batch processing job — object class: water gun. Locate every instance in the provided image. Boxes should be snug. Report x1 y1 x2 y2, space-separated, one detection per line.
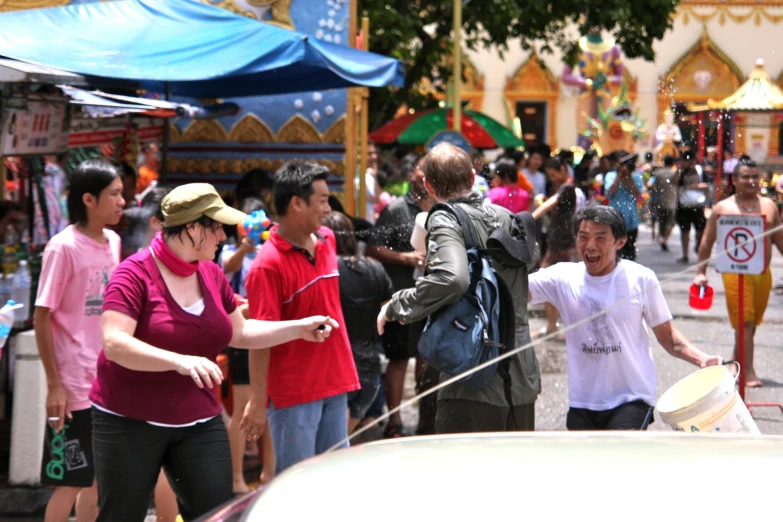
237 210 272 259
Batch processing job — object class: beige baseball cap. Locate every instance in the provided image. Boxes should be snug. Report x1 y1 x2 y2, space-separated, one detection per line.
161 183 246 227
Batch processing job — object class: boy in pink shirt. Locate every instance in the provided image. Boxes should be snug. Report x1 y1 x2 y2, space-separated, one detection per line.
34 160 124 522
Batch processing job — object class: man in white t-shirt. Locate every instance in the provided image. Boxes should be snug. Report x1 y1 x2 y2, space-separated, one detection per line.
528 205 722 430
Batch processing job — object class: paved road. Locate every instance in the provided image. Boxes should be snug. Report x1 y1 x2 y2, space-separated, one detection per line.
393 220 783 435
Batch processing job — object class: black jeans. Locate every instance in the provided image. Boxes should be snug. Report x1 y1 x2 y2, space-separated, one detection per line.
92 408 233 522
566 400 654 431
435 399 535 434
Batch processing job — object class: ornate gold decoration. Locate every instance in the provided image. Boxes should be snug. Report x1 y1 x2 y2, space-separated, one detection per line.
657 28 743 124
227 114 275 142
168 157 344 177
181 120 229 142
177 115 333 144
323 116 346 144
275 115 323 143
229 159 244 174
168 122 183 143
0 1 70 12
504 52 560 148
677 1 783 26
258 159 284 173
206 0 294 30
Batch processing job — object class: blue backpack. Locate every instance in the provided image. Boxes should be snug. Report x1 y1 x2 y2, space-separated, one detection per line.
417 203 519 391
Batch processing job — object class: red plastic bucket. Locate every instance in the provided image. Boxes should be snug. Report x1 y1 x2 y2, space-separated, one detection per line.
689 284 714 310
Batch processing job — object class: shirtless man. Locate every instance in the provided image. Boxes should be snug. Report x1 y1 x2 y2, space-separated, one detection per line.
694 158 783 387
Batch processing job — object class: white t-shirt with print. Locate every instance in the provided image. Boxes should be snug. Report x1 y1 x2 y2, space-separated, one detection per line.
529 260 673 410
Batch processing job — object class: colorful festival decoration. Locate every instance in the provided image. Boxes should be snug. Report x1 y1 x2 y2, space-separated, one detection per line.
582 83 646 155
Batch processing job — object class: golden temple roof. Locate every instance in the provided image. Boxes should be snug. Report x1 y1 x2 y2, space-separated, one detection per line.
689 59 783 112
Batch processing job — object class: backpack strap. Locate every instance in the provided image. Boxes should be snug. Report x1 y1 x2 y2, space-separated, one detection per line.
427 201 519 424
495 271 518 428
425 202 479 250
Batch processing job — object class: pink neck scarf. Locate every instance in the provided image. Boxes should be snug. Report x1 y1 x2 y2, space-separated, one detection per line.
150 233 198 277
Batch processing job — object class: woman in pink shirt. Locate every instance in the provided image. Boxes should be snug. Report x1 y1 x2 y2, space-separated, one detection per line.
488 158 530 213
34 160 125 522
89 184 337 522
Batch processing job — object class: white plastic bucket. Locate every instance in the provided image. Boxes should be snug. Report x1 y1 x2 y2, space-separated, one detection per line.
656 362 760 434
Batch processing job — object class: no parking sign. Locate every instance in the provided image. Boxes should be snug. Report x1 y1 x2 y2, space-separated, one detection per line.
715 214 766 274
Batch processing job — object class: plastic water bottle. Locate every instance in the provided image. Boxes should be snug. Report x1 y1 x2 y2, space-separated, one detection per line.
0 299 20 354
12 260 31 323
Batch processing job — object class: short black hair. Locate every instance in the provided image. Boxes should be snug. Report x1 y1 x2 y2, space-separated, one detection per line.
645 152 654 162
119 162 137 180
574 204 627 255
507 149 525 166
273 161 330 217
141 186 172 222
663 155 675 167
323 211 357 256
739 156 756 168
125 186 171 232
67 160 122 225
494 158 518 183
543 157 564 172
162 214 221 247
240 197 268 215
328 195 345 214
0 200 22 222
236 168 275 203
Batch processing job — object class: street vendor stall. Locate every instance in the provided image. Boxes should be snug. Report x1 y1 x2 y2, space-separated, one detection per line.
0 0 404 488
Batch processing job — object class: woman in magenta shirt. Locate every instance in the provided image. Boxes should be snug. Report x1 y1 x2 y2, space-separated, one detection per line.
90 184 337 522
488 158 530 213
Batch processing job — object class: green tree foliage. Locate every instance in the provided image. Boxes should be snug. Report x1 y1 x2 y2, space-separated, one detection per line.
360 0 680 130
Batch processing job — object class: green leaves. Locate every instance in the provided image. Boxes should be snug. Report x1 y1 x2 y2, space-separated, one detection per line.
360 0 681 130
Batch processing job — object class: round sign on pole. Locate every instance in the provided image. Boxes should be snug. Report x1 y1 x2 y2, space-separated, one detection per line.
724 226 757 263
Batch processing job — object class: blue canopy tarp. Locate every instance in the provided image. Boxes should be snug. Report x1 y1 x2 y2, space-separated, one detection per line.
0 0 404 98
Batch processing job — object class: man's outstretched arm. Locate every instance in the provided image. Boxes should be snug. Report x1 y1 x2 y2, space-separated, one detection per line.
652 321 722 368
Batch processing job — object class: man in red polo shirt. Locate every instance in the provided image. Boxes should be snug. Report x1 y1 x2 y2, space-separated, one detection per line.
242 161 358 474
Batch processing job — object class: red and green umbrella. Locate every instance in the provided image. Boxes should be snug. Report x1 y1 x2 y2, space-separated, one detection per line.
369 108 524 149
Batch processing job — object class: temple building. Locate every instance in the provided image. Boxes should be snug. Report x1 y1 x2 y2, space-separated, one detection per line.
465 0 783 164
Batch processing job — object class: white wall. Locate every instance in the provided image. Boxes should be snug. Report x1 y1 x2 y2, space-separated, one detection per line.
464 14 783 154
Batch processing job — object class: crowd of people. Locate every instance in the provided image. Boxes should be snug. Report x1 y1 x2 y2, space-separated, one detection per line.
27 138 783 522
